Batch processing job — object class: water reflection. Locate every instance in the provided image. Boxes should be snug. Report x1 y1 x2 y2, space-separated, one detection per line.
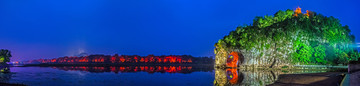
0 73 11 83
226 69 243 84
0 64 10 73
214 68 334 86
0 65 11 83
1 66 214 86
215 68 284 86
51 66 213 74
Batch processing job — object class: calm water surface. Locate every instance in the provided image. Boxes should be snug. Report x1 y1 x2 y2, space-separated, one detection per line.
1 66 215 86
0 66 336 86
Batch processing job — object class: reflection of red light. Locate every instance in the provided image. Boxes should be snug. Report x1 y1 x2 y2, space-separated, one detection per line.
177 66 181 71
79 66 88 71
134 66 138 72
187 67 192 70
149 67 154 72
110 66 116 72
125 67 130 71
145 66 149 70
54 66 192 73
119 67 125 71
93 67 105 70
226 69 238 84
164 66 168 70
156 66 162 71
165 66 176 73
140 66 144 71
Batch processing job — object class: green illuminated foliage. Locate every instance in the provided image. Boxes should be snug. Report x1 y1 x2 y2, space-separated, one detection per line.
313 45 326 64
215 9 359 65
0 49 11 64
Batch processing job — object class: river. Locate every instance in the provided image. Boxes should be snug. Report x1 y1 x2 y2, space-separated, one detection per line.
0 66 342 86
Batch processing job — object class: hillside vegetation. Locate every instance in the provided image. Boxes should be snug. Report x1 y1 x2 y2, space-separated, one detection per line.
215 7 359 68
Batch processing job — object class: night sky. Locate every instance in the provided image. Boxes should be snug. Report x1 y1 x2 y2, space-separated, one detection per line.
0 0 359 61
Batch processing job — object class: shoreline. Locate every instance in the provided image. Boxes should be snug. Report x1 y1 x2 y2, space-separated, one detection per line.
0 82 26 86
17 63 214 67
268 72 346 86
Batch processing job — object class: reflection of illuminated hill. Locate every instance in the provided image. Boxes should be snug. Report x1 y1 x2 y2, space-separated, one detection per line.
51 66 213 74
214 68 338 86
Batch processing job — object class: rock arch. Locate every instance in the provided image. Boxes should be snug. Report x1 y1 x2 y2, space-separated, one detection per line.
226 52 244 67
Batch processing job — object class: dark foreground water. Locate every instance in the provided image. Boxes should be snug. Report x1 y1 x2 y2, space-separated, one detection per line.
0 66 214 86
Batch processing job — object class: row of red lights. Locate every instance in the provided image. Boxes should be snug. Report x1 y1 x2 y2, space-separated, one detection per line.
28 55 192 64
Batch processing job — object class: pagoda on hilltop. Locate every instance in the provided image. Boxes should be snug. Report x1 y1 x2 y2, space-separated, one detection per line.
294 6 312 17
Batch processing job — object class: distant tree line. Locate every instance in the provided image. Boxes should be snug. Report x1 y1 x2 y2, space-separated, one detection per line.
23 54 214 65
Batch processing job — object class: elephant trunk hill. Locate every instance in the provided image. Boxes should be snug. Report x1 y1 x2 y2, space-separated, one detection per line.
215 7 360 68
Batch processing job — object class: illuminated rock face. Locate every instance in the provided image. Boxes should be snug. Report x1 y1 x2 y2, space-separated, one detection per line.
226 52 239 67
214 40 294 68
215 8 340 68
226 52 244 68
214 44 229 68
214 48 244 68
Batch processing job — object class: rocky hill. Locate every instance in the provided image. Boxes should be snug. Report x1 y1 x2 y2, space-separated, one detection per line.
215 7 359 68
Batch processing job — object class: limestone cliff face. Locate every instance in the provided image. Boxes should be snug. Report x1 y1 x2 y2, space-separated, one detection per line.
214 28 327 68
215 36 296 68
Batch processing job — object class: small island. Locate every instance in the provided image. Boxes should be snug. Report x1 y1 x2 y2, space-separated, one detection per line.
0 49 11 73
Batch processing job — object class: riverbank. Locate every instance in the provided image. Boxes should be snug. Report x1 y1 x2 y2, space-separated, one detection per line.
268 72 346 86
0 82 26 86
19 63 214 67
